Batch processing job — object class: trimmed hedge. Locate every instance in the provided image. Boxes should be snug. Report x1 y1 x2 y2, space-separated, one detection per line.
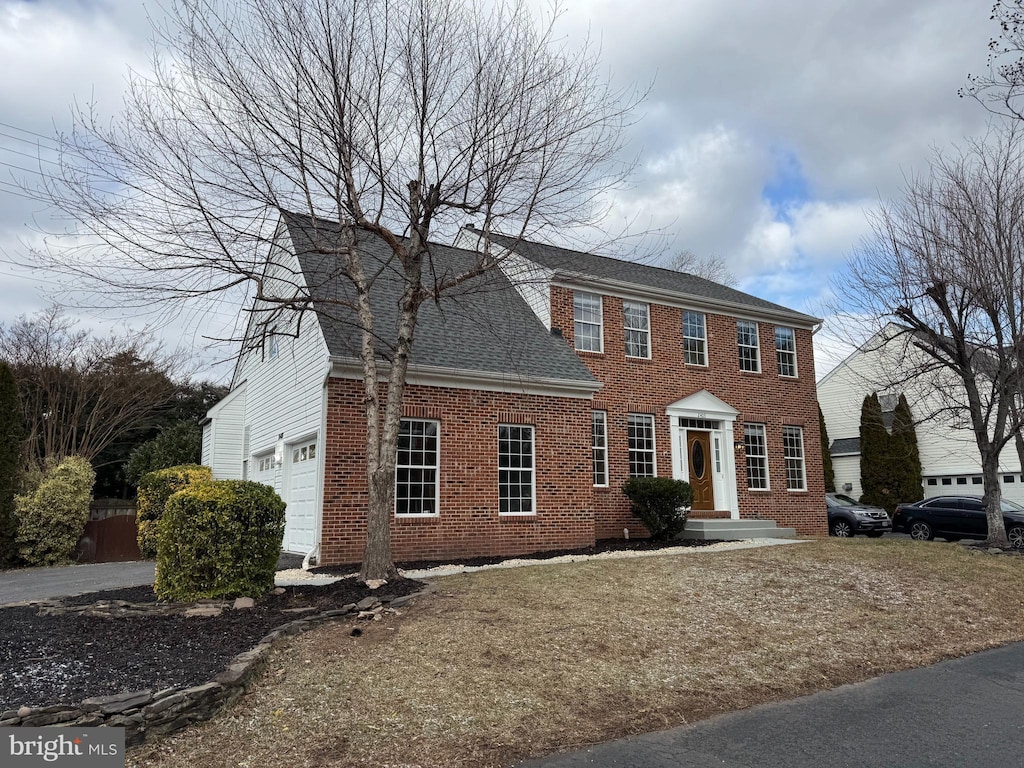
622 477 693 541
154 479 286 601
136 464 212 558
14 456 95 566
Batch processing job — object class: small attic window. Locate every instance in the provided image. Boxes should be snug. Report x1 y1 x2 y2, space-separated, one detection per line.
268 328 279 359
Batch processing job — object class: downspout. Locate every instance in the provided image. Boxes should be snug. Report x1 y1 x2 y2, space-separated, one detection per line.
303 360 333 571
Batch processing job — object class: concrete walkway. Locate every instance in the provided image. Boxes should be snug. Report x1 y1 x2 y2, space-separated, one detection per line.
519 641 1024 768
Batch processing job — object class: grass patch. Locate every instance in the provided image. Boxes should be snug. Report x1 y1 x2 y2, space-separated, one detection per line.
129 539 1024 767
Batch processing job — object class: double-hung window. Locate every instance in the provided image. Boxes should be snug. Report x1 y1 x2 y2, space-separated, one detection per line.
592 411 608 486
627 414 656 477
623 301 651 358
737 320 760 372
498 425 535 515
775 327 797 377
574 292 603 352
743 423 769 490
682 310 707 366
396 419 440 516
782 426 806 491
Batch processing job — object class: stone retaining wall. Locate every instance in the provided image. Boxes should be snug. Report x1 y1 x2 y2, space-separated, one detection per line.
0 590 423 746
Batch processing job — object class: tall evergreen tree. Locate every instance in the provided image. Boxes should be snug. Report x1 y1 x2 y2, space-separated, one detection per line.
890 393 923 504
859 392 894 510
818 404 836 493
0 361 23 567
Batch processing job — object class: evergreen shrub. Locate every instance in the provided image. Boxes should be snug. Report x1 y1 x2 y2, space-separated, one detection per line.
622 477 693 541
136 464 212 558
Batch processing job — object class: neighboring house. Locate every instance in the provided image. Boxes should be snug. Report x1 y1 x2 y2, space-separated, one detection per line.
817 326 1024 505
202 212 827 566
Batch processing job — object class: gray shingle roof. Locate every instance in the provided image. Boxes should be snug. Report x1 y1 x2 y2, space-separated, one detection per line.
475 228 820 326
830 437 861 455
282 212 596 386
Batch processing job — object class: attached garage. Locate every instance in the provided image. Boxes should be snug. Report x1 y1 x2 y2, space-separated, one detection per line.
283 438 318 554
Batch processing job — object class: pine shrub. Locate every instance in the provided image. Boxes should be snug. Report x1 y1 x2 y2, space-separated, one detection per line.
154 479 286 601
14 456 95 566
136 464 212 558
818 404 835 493
622 477 693 541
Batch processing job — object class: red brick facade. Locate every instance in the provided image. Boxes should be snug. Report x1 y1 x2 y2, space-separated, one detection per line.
317 285 826 565
548 285 827 538
320 377 595 565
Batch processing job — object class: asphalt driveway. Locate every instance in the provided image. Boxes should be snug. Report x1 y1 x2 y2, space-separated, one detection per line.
520 641 1024 768
0 561 156 605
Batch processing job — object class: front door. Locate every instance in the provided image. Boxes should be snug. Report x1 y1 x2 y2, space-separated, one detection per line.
687 431 714 510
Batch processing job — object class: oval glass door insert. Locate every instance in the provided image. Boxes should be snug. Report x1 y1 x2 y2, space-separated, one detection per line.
692 441 706 479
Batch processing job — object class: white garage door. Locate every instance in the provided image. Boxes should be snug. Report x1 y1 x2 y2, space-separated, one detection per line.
284 439 317 554
252 452 279 489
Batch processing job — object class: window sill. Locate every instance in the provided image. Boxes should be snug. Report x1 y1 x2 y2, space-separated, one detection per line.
748 488 772 493
739 370 762 376
576 350 605 357
394 514 441 522
499 513 537 520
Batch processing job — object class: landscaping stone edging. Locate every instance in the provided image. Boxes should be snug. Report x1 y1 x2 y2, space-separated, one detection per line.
0 587 428 746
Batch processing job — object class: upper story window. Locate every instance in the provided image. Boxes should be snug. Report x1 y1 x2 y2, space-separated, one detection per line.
627 414 656 477
775 327 797 377
396 419 440 516
498 424 535 515
573 292 603 352
682 311 707 366
782 425 806 491
623 301 651 358
592 411 608 487
737 320 760 372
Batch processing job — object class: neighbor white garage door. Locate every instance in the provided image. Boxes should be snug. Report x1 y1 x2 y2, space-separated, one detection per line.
283 439 317 554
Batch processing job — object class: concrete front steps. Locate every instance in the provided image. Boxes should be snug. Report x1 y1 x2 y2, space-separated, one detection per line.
683 518 797 541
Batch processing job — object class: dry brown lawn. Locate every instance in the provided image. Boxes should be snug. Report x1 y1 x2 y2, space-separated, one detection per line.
129 539 1024 768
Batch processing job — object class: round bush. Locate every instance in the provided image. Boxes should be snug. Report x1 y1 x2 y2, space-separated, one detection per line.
15 456 95 566
136 464 212 558
155 479 286 601
622 477 693 541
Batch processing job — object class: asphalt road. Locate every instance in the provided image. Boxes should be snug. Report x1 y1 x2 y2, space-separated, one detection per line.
519 642 1024 768
0 561 156 604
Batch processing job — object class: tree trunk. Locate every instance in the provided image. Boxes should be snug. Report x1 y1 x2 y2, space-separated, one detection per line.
981 449 1009 547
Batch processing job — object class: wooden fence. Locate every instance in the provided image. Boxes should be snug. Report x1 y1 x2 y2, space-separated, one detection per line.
76 499 142 563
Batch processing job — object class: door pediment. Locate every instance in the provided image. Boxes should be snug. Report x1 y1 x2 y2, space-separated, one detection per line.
666 389 739 418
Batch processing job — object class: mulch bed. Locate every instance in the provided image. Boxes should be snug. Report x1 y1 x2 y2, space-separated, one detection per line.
311 536 722 574
0 577 423 713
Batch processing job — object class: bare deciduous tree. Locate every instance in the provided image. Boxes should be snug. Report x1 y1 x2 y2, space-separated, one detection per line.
668 250 737 286
963 1 1024 118
839 125 1024 547
0 308 183 468
34 0 639 580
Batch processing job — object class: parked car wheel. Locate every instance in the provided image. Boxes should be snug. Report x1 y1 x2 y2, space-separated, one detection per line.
830 519 853 537
909 520 934 541
1008 525 1024 549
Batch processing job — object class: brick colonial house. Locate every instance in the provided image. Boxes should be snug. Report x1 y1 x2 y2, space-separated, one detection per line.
202 213 827 566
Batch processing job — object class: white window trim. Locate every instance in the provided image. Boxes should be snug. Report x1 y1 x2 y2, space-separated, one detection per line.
737 320 761 373
498 424 537 516
395 418 441 518
592 410 609 487
682 310 708 367
744 423 770 491
782 425 807 492
623 300 651 359
775 326 798 378
627 413 658 478
573 291 604 353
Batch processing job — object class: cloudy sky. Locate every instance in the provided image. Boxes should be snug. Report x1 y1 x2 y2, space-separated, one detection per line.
0 0 1001 380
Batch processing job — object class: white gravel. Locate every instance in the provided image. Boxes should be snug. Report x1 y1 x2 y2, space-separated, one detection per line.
275 538 808 585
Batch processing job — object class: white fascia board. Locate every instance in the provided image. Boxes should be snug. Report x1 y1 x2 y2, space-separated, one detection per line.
206 380 248 419
328 357 601 399
550 274 821 330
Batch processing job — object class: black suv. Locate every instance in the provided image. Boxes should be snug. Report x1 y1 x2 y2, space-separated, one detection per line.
892 495 1024 546
826 493 891 537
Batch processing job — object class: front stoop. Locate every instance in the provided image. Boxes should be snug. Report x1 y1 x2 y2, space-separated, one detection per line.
683 518 797 541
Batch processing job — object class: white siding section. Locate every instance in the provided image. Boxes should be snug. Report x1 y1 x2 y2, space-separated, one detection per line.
818 327 1023 502
203 383 247 479
831 455 860 499
453 230 553 329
